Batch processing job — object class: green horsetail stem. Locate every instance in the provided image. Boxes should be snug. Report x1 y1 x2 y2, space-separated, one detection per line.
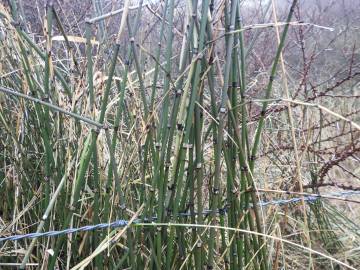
48 30 120 269
164 1 210 268
250 0 298 171
209 0 237 267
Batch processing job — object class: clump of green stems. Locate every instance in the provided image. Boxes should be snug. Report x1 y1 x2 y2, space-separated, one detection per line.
2 0 356 269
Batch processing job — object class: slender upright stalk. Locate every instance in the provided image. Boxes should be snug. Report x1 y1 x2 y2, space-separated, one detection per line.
209 0 237 267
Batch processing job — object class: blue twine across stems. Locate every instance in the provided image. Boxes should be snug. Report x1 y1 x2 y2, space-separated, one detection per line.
1 190 359 243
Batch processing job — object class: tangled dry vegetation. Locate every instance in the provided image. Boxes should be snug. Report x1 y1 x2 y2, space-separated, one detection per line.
0 0 360 269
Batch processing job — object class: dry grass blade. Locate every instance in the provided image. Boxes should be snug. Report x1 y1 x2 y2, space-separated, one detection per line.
71 205 144 270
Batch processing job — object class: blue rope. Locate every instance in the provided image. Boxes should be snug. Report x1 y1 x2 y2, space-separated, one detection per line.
259 190 360 206
1 190 359 243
